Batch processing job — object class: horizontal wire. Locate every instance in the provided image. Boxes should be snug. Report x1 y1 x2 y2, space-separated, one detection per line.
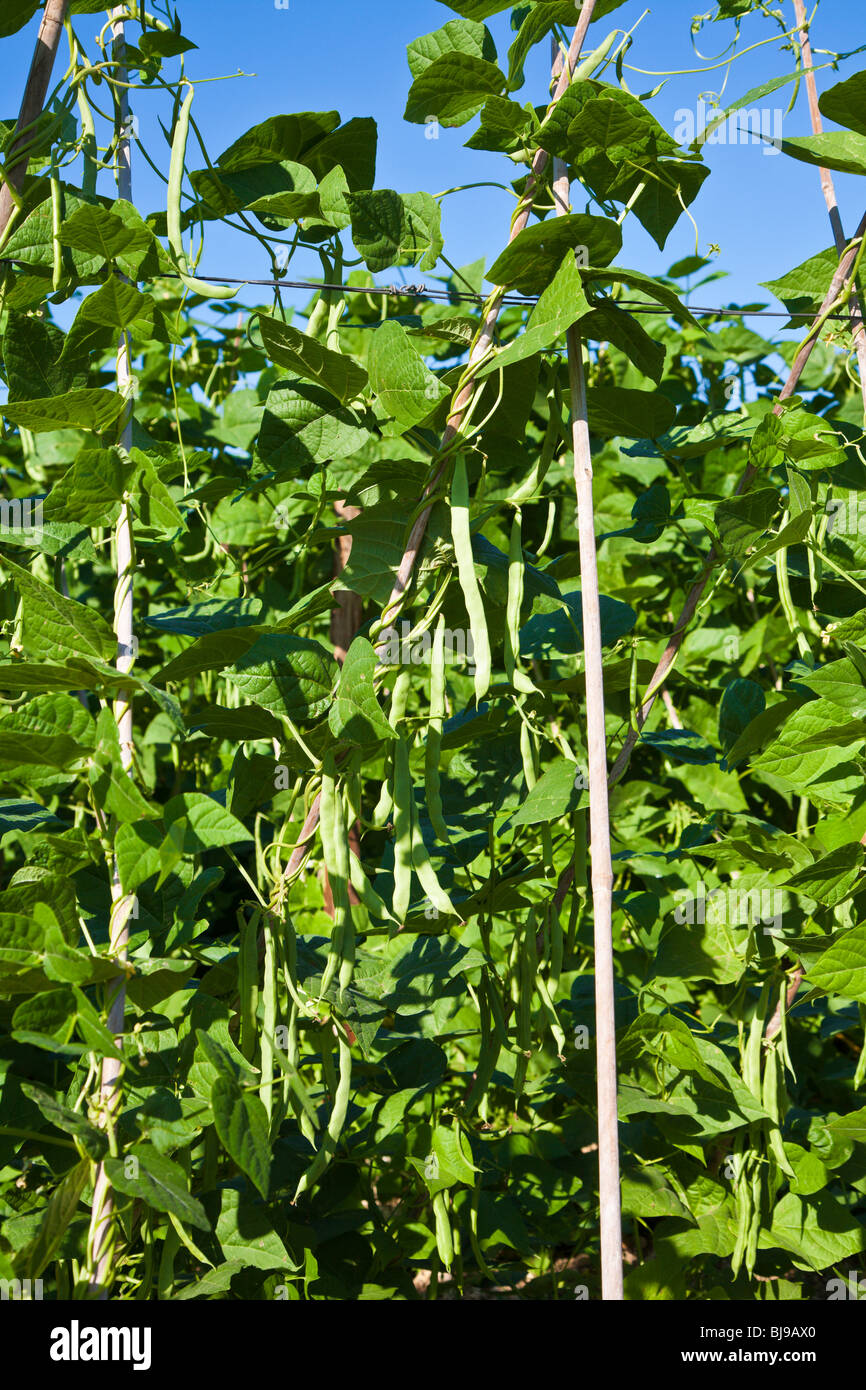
2 258 857 323
167 274 862 324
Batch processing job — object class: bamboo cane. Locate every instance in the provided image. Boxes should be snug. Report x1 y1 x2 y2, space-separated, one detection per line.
0 0 69 241
792 0 866 406
84 7 136 1299
551 37 623 1303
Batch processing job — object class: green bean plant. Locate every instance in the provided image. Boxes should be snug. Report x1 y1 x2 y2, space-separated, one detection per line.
0 0 866 1302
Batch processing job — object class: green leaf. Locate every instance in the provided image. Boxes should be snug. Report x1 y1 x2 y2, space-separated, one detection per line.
760 247 838 318
587 385 676 439
2 555 116 661
760 1192 866 1270
304 117 378 194
715 488 779 556
11 987 77 1043
581 301 665 383
408 19 496 79
14 1160 89 1280
719 679 766 755
216 112 340 171
104 1144 209 1231
2 312 77 401
345 189 443 273
144 598 263 637
520 590 636 657
367 320 450 426
223 634 338 724
0 799 64 841
510 757 587 827
784 843 863 907
779 131 866 176
802 657 866 720
808 923 866 1002
488 214 621 295
4 186 108 284
19 1083 107 1160
405 51 505 126
0 389 126 434
477 251 591 375
257 315 367 404
58 202 151 266
561 88 680 166
211 1073 271 1198
0 1 40 37
329 637 396 746
164 794 253 853
43 447 136 526
210 1188 296 1269
256 381 369 473
819 71 866 137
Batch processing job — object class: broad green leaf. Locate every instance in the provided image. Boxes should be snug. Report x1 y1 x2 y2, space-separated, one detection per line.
224 634 338 724
44 447 136 526
587 385 676 439
258 315 367 404
784 843 863 907
779 131 866 176
562 88 680 166
256 381 369 473
104 1144 209 1231
164 794 253 853
801 657 866 720
759 1192 866 1270
329 637 395 746
404 51 505 126
520 590 636 657
488 213 621 294
3 186 106 284
510 757 587 827
760 246 838 317
1 555 116 661
210 1188 295 1269
0 0 40 36
0 799 64 841
145 598 263 636
216 112 340 171
196 160 318 222
819 71 866 137
715 488 779 556
367 320 449 426
58 202 151 266
304 117 378 193
0 389 126 434
346 189 443 273
408 19 497 79
808 923 866 1002
477 251 591 375
719 679 766 755
581 301 665 382
211 1073 271 1198
2 312 77 401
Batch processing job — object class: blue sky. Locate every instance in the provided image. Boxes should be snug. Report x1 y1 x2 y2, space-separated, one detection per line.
1 0 865 330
